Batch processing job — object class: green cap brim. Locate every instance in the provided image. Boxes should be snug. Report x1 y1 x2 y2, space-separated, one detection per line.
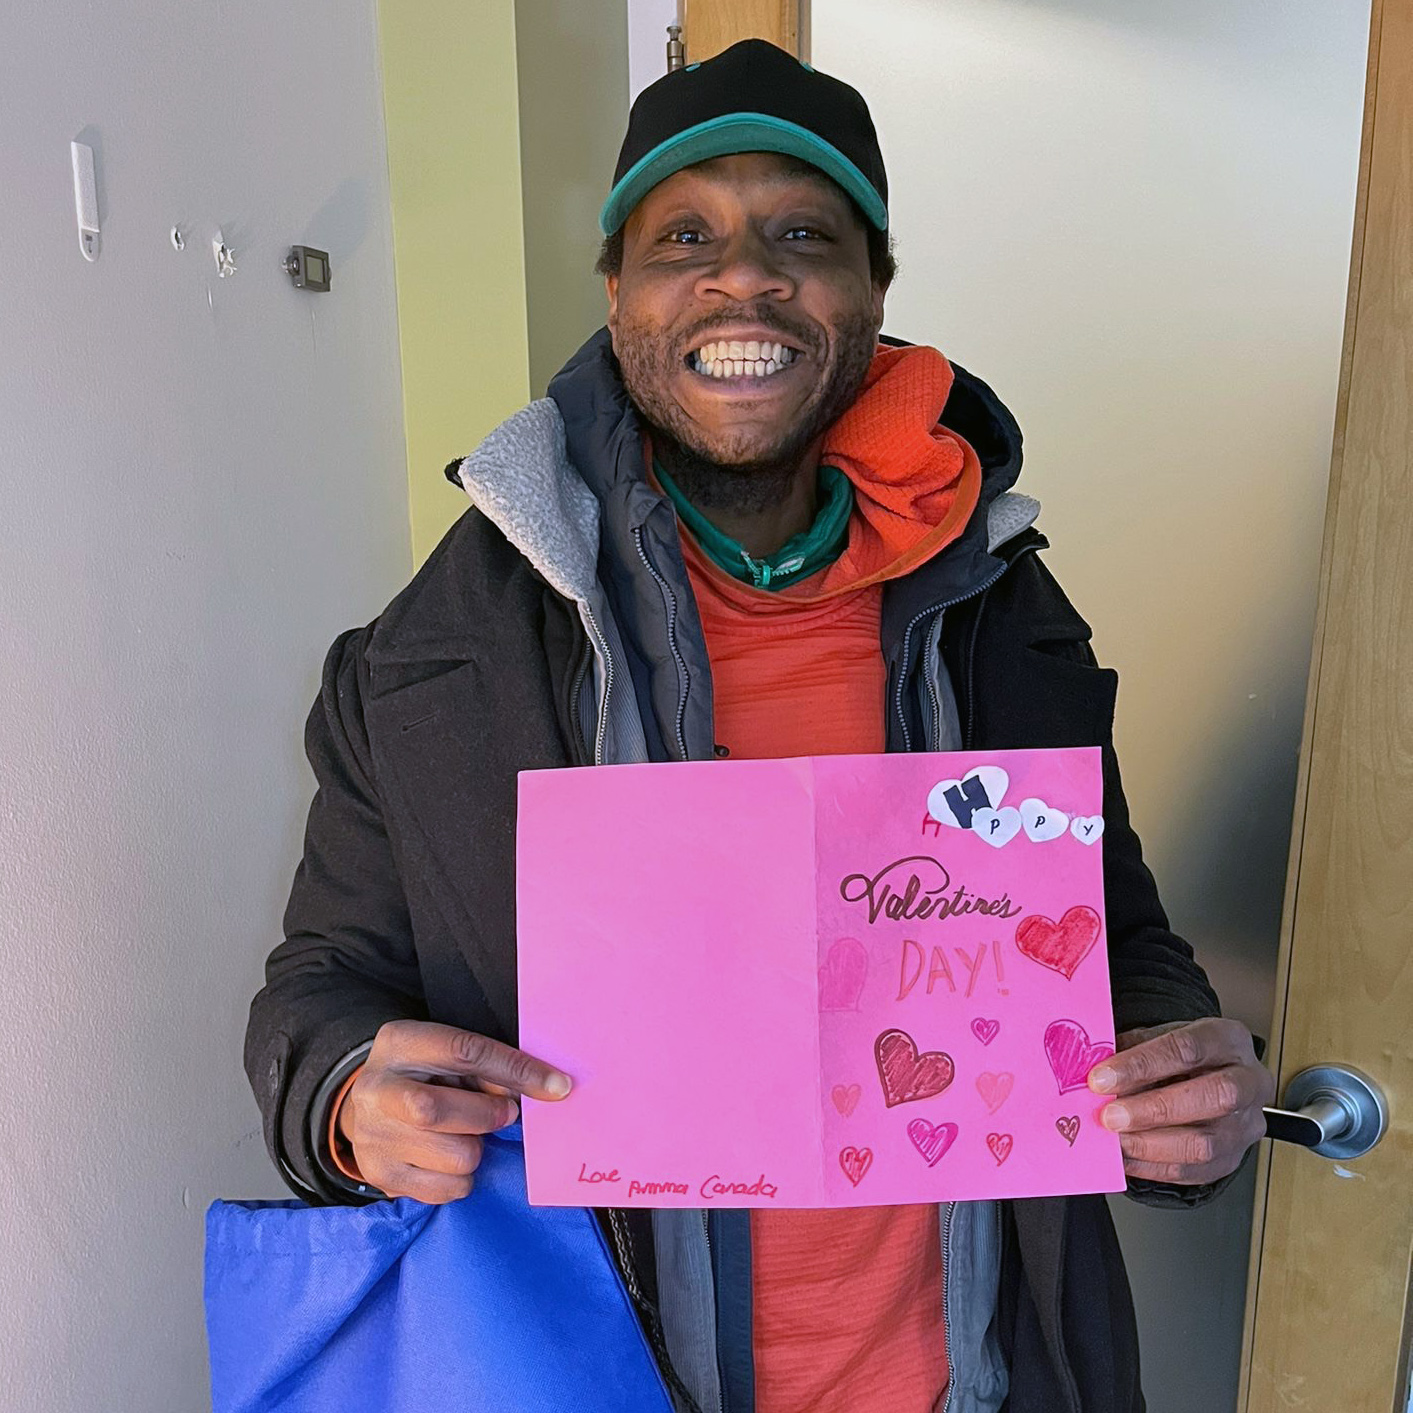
600 112 888 236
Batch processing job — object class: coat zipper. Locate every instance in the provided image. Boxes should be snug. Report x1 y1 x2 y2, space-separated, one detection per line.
893 563 1008 752
940 1200 957 1413
700 1211 725 1413
633 524 692 761
580 602 614 767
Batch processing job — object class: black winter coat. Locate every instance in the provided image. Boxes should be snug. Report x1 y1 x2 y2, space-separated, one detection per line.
246 331 1228 1413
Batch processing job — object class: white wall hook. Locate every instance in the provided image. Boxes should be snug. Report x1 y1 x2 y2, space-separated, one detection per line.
70 140 100 261
212 229 237 277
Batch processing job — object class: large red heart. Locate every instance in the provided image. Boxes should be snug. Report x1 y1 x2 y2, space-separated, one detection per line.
1015 906 1102 980
874 1028 955 1109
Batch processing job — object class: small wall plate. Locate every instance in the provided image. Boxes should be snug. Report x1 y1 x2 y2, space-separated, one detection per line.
284 245 331 291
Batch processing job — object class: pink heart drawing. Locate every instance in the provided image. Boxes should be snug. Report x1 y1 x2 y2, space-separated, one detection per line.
970 1017 1000 1046
986 1132 1014 1165
975 1071 1015 1113
1056 1115 1081 1146
819 938 869 1011
1044 1019 1115 1095
875 1028 955 1109
907 1118 959 1167
839 1145 873 1187
1015 906 1102 980
831 1083 861 1117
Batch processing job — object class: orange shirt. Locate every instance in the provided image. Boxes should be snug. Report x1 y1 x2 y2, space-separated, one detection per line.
673 342 983 1413
683 529 950 1413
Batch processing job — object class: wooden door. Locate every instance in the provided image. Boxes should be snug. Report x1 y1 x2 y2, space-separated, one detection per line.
1240 1 1413 1407
681 0 801 62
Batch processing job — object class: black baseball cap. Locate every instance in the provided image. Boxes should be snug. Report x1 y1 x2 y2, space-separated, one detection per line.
600 39 888 237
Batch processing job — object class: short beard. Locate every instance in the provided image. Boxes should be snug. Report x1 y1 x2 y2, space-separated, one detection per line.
615 304 879 516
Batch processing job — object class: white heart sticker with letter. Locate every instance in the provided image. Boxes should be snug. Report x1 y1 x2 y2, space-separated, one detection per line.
1070 815 1105 845
972 806 1022 848
1020 797 1069 843
927 766 1010 829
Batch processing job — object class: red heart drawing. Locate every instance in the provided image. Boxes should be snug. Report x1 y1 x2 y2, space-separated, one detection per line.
1015 906 1102 980
839 1145 873 1187
907 1118 959 1167
831 1083 861 1117
1056 1115 1081 1146
986 1132 1014 1165
819 938 868 1011
970 1017 1000 1046
875 1029 955 1109
975 1071 1014 1113
1044 1019 1115 1095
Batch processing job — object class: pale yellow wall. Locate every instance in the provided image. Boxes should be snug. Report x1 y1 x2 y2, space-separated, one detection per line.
378 0 531 565
516 0 629 396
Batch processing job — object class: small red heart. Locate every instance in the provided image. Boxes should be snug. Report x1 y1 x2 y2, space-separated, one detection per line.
976 1071 1014 1114
1015 906 1102 980
907 1118 958 1167
986 1132 1014 1165
970 1017 1000 1046
1044 1018 1115 1095
1056 1115 1081 1146
831 1083 861 1117
839 1145 873 1187
875 1028 955 1109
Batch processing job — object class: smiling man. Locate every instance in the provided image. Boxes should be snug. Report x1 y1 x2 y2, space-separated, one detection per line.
246 39 1273 1413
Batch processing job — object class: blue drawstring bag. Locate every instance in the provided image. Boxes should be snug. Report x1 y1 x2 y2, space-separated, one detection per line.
204 1126 674 1412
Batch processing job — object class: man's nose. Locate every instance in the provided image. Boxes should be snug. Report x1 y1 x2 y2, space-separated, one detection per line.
693 231 796 303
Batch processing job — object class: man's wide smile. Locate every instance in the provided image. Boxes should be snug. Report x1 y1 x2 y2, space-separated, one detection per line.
681 327 809 394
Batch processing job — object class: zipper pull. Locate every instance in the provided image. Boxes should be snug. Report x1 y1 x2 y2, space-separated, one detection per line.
741 551 772 588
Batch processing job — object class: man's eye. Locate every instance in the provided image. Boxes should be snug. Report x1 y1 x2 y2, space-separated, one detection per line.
784 227 826 240
665 229 706 245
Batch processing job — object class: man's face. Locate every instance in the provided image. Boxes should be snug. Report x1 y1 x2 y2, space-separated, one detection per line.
606 152 886 474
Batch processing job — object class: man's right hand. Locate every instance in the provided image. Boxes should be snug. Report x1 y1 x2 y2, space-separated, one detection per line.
338 1019 572 1203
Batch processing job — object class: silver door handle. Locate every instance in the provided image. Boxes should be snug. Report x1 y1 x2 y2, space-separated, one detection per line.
1262 1064 1388 1160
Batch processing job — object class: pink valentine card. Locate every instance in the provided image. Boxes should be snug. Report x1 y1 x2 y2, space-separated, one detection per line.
516 748 1125 1208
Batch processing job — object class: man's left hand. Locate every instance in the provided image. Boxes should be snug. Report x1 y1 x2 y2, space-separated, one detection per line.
1088 1018 1274 1185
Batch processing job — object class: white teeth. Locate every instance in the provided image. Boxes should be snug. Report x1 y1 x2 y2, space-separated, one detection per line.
690 344 797 378
728 341 744 360
744 340 760 361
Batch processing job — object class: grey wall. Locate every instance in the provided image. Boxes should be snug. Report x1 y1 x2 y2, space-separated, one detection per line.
515 0 630 394
0 1 409 1408
809 1 1370 1407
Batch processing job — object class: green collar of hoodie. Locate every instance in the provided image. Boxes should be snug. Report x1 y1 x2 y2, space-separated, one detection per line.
655 459 854 591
